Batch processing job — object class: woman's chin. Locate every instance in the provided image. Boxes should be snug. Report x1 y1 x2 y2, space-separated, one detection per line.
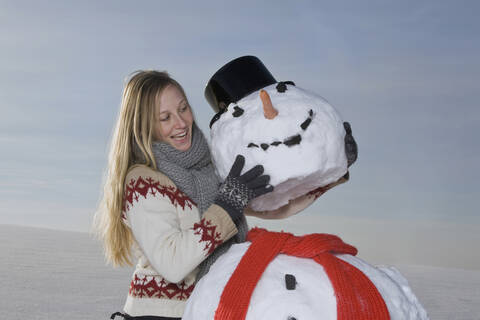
171 136 192 151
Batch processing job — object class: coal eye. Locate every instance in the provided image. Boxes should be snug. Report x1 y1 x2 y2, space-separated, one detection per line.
276 81 296 93
232 106 244 117
276 82 287 93
209 108 226 128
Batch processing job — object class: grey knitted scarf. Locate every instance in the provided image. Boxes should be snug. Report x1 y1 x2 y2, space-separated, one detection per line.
132 123 248 280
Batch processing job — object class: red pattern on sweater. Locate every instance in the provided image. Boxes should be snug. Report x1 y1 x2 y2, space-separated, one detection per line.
129 274 194 300
122 176 196 215
193 218 222 255
214 228 390 320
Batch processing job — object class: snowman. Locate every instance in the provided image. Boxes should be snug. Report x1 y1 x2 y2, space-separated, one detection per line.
183 57 428 319
205 56 357 216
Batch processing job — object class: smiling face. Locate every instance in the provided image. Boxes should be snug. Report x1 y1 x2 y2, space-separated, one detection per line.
210 83 348 211
154 85 194 151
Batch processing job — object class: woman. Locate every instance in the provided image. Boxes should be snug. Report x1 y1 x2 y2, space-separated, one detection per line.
94 70 273 319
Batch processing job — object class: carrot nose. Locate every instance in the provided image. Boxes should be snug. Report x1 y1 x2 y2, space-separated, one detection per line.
260 90 278 120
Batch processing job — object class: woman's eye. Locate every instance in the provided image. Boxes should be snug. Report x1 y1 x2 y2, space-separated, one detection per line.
180 104 189 112
160 115 170 121
232 106 244 117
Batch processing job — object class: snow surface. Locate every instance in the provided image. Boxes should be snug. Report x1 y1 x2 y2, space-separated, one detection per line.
183 243 428 319
210 84 348 211
2 224 480 320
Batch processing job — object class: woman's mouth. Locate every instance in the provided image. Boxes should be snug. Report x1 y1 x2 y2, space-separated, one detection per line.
173 130 187 138
172 129 189 143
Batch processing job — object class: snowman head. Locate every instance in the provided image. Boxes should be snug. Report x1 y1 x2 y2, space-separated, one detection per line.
205 56 348 211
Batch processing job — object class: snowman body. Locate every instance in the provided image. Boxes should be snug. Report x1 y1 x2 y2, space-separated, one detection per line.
198 56 427 319
210 83 348 211
183 242 429 320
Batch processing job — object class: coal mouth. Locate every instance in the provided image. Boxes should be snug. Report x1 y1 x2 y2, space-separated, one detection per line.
247 109 314 151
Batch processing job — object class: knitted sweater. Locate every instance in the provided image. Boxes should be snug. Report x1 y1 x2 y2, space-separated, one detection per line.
121 164 238 318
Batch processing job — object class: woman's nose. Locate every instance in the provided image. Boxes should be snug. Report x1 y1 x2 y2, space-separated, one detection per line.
173 113 187 127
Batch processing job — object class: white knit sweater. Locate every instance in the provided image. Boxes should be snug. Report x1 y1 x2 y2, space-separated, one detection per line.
121 164 238 318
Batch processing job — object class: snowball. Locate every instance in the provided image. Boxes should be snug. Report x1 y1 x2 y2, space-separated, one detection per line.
210 83 348 211
183 243 429 320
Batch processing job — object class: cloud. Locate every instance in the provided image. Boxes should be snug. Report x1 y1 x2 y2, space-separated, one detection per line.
0 0 478 267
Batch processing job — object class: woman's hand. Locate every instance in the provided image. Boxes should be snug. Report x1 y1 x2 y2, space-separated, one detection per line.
214 155 274 224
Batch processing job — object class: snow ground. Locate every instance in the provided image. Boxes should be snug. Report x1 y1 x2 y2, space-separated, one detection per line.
1 224 479 320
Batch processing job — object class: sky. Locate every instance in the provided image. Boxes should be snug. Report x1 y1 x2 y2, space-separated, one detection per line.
1 0 479 268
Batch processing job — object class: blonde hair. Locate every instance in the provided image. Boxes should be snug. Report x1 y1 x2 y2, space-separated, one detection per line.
93 70 187 266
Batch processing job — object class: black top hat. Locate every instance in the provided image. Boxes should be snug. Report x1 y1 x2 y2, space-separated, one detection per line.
205 56 277 114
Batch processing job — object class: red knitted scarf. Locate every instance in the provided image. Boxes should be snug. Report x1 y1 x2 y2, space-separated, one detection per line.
214 228 390 320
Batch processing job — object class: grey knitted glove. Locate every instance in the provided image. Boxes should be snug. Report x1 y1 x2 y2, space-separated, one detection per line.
344 122 358 167
214 155 273 224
